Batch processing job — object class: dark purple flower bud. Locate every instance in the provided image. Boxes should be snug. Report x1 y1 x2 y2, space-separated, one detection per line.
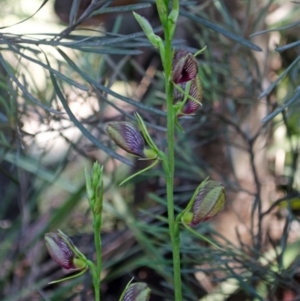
122 283 151 301
174 76 203 116
173 49 198 84
106 122 145 158
182 181 225 226
44 232 86 270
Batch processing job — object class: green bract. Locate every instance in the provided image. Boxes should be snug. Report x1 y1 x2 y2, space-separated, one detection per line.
133 12 163 49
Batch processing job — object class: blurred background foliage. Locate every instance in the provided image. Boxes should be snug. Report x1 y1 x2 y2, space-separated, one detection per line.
0 0 300 300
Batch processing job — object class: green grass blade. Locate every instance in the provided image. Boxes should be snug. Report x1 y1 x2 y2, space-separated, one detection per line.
259 55 300 98
56 47 166 116
91 3 151 16
0 53 61 114
47 61 133 166
180 10 262 52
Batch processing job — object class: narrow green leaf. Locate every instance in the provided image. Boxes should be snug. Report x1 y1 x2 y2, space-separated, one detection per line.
69 0 82 25
4 42 88 91
3 152 77 193
180 10 262 52
259 55 300 98
119 160 158 186
91 3 151 16
262 86 300 123
250 20 300 38
0 54 62 114
183 223 222 250
67 46 142 55
56 47 166 116
0 0 49 30
48 63 133 166
275 40 300 52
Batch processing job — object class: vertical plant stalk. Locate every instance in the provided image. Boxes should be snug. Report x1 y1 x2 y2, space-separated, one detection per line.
160 1 182 300
92 178 103 301
87 259 101 301
93 214 102 301
85 163 104 301
133 1 182 299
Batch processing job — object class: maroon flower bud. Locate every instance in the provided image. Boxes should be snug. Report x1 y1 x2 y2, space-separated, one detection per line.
106 122 145 158
172 49 198 84
174 75 203 116
121 283 151 301
182 181 225 226
44 231 86 270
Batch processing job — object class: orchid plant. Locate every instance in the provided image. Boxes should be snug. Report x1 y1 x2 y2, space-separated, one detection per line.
44 1 225 300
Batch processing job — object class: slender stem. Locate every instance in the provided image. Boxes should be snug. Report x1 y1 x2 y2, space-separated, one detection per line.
163 21 183 301
94 216 102 279
87 260 100 301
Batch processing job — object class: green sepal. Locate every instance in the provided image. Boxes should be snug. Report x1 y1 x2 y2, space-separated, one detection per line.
48 266 88 285
173 81 192 118
173 81 202 108
135 113 168 164
119 159 159 186
182 222 223 250
135 113 160 155
194 45 207 58
118 278 134 301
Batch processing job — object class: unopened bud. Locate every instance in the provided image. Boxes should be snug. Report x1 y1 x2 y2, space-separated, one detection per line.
106 122 146 158
173 49 198 84
44 231 86 270
133 12 162 48
182 181 225 226
122 283 151 301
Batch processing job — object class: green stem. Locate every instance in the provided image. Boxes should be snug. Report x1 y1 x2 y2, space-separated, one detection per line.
93 215 102 301
92 214 102 301
164 21 183 301
87 260 100 301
